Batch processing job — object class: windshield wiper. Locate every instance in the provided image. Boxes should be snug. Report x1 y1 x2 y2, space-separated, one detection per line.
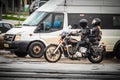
23 24 30 26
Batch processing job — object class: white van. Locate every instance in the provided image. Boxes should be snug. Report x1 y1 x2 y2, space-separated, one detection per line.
3 0 120 59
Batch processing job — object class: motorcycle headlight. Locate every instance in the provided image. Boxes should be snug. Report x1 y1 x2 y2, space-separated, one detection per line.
14 34 21 41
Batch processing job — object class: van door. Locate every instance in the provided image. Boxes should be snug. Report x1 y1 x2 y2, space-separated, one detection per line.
39 13 64 44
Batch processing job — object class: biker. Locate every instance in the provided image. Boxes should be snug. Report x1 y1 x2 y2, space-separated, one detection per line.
71 19 90 55
89 18 102 44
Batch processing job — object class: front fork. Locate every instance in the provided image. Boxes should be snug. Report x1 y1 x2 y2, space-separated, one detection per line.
53 42 62 54
53 41 71 57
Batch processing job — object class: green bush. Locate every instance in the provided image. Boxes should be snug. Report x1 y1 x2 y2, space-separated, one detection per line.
14 24 21 26
2 15 25 21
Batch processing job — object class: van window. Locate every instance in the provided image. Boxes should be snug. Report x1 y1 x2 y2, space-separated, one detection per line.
23 12 48 26
68 14 80 29
68 13 101 29
101 15 113 29
0 23 2 27
41 13 64 33
43 14 52 28
54 14 64 28
113 16 120 29
68 13 120 29
101 15 120 29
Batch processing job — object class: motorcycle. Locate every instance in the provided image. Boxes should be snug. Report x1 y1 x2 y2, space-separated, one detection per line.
44 26 106 63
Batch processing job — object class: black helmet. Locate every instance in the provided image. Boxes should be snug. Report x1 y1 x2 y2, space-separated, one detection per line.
79 19 88 29
92 18 101 26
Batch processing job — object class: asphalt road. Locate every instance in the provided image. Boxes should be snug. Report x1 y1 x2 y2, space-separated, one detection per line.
0 52 120 80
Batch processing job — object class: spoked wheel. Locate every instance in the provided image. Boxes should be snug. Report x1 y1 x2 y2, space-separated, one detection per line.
88 52 103 63
44 44 62 63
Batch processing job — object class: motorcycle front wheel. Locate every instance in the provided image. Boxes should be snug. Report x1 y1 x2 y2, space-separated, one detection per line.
44 44 62 63
88 52 104 63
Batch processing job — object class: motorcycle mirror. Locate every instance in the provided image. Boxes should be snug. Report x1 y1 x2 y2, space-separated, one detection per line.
63 25 72 32
68 25 72 29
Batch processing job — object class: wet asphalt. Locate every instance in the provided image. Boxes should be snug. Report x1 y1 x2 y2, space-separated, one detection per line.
0 51 120 80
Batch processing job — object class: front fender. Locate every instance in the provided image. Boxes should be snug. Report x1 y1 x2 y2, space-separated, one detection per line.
46 44 69 57
48 44 64 53
45 44 63 54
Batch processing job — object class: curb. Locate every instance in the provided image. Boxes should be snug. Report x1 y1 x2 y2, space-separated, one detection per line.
0 50 11 55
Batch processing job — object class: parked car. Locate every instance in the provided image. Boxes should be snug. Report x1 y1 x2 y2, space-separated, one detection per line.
29 0 48 14
0 22 14 49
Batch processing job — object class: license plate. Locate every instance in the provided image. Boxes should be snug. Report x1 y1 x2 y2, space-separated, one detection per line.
4 44 9 48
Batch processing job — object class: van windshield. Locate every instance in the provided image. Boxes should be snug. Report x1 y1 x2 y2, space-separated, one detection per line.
22 12 48 26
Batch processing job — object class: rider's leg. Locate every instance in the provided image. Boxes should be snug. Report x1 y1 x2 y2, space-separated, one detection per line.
73 41 85 53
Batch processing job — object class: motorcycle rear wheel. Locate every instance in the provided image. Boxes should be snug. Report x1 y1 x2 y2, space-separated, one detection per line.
88 52 103 63
44 44 62 63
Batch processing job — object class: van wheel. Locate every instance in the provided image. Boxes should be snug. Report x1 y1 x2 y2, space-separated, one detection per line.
14 51 28 57
115 45 120 59
28 42 45 58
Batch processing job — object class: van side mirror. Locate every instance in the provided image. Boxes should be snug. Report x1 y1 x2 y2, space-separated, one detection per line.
34 23 44 33
39 22 44 30
40 22 51 30
34 22 50 33
68 25 72 29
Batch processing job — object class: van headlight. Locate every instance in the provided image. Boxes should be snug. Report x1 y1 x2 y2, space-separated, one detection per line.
14 34 21 41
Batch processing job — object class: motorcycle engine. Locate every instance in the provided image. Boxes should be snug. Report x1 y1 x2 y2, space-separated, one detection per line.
75 51 82 57
79 47 87 53
75 47 87 57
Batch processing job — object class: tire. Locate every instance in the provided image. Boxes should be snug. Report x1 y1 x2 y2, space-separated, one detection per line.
14 51 28 57
28 42 45 58
115 45 120 59
44 44 62 63
88 52 104 63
